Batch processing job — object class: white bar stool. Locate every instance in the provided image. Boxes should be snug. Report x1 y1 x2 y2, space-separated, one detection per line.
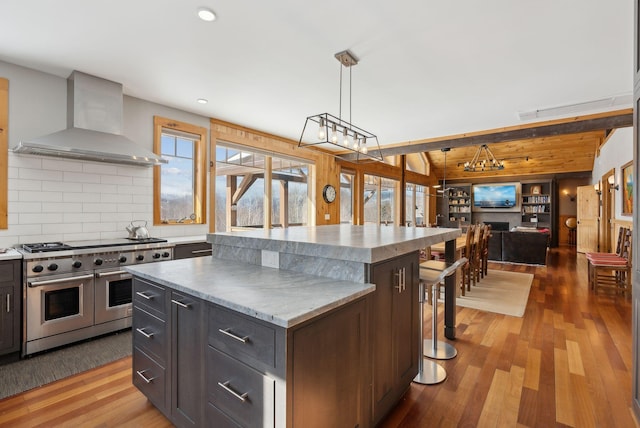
413 257 467 385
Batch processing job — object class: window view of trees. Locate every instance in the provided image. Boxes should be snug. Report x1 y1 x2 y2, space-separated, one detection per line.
160 133 196 222
215 144 310 232
406 183 427 226
153 117 206 226
340 172 354 224
364 175 396 225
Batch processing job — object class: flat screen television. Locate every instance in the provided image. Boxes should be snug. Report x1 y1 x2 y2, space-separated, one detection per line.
472 182 521 212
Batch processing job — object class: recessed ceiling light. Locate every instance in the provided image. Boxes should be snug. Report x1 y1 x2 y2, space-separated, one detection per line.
197 98 208 104
197 7 216 22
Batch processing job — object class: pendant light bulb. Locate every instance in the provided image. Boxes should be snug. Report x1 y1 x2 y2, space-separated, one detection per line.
318 117 326 140
353 133 359 150
331 123 338 143
342 129 350 146
360 139 368 154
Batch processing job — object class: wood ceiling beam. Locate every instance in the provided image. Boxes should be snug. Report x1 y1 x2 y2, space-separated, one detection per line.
339 109 633 160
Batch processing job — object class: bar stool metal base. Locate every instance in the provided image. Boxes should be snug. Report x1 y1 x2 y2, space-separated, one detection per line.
413 358 447 385
424 339 457 360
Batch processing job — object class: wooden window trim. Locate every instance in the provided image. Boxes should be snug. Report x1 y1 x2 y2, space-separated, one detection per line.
153 116 207 225
0 78 7 229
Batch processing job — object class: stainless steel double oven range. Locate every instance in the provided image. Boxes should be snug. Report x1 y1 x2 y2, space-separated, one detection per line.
19 239 173 356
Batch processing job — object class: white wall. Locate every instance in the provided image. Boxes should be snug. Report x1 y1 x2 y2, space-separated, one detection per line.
0 61 210 248
592 127 633 220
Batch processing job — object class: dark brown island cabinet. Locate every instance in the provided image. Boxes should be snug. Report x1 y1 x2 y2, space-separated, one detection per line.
132 276 371 427
0 258 21 359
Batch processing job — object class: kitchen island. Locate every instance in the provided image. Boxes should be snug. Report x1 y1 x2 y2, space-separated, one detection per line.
127 225 460 427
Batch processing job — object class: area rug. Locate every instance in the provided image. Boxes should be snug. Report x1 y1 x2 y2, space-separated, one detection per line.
454 270 533 317
0 330 132 400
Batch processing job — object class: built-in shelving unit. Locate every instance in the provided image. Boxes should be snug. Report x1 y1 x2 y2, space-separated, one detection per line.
446 184 472 226
521 181 552 230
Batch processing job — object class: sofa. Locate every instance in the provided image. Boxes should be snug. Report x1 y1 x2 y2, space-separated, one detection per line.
487 230 549 265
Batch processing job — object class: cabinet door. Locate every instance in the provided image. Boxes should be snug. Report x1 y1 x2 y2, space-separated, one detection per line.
0 260 20 356
370 252 419 425
0 285 16 353
171 290 203 427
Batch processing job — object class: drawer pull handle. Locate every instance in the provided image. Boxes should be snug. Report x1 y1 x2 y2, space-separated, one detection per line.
136 370 155 384
191 249 212 254
136 291 153 300
171 299 191 309
218 328 249 343
218 381 248 402
136 328 154 339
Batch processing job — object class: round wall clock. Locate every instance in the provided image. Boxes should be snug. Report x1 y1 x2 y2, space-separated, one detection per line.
322 184 337 203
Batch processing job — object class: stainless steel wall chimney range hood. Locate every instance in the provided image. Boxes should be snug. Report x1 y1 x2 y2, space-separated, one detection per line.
13 71 167 167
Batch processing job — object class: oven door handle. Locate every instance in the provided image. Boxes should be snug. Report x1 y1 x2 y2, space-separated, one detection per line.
95 270 130 278
28 274 95 287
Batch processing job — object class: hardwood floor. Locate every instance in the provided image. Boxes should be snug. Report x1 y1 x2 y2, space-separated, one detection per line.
0 246 636 427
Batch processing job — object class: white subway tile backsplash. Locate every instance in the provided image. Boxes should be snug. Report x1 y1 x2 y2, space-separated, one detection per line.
64 212 101 223
63 192 100 203
101 193 131 204
42 158 84 173
101 174 133 185
83 183 118 194
20 167 63 181
42 202 82 213
6 156 202 245
42 181 82 192
19 191 63 202
42 223 80 234
11 154 43 169
83 163 118 175
12 202 42 213
20 213 64 224
83 203 118 213
63 171 101 184
11 179 42 191
83 222 117 233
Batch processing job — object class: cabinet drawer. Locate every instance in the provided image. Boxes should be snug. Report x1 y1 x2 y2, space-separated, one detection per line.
132 306 166 365
133 278 166 317
206 403 242 428
207 347 275 428
133 347 166 413
174 242 212 259
208 306 276 367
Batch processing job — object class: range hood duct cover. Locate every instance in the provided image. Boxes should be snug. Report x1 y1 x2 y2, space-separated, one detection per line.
13 71 167 167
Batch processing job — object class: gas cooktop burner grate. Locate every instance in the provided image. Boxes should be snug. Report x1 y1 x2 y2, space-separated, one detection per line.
22 242 74 253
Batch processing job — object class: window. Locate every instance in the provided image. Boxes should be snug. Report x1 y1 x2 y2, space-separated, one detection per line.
215 143 310 231
340 171 354 224
406 183 427 227
364 175 397 225
153 117 207 225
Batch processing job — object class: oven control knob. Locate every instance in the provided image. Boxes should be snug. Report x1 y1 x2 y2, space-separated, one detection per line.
94 258 103 266
162 252 170 258
152 253 161 259
48 263 58 271
32 265 44 273
119 256 127 263
72 261 82 269
136 255 144 261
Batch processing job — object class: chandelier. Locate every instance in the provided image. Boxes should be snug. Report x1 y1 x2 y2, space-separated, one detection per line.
463 144 504 172
298 50 383 162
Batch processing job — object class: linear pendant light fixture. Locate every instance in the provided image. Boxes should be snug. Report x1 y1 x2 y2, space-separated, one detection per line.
298 50 383 162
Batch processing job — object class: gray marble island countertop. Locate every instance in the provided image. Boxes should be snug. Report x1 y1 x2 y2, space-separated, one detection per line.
125 256 375 328
208 224 460 264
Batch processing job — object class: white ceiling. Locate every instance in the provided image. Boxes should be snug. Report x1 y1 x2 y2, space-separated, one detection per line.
0 0 634 150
